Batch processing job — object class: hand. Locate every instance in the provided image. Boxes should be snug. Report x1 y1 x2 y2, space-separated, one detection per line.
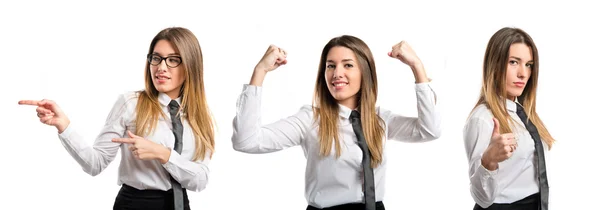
254 44 288 73
250 45 288 86
112 131 171 164
481 118 517 171
18 99 71 133
388 41 429 83
388 41 422 68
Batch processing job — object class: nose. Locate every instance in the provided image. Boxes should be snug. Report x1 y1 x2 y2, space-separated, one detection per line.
517 64 530 79
157 58 168 72
333 66 344 79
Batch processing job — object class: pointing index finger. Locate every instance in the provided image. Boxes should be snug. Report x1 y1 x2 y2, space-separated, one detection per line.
18 100 41 106
112 138 136 144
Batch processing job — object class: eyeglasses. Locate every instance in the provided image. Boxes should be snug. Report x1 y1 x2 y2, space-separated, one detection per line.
147 54 182 68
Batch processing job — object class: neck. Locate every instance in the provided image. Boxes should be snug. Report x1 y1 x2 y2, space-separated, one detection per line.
337 98 358 110
166 91 181 100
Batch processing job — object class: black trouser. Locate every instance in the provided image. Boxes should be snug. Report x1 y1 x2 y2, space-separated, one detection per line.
474 193 540 210
113 184 190 210
307 201 385 210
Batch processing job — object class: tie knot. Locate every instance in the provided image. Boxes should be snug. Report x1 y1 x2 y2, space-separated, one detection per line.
350 110 360 120
169 100 180 116
516 103 524 114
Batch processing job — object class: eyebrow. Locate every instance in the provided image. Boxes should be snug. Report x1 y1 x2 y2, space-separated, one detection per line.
152 52 180 56
509 56 533 62
326 59 355 63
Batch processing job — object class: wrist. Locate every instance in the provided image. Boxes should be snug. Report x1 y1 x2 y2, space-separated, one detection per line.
409 60 423 71
481 152 498 171
56 119 70 134
159 147 171 164
253 65 269 75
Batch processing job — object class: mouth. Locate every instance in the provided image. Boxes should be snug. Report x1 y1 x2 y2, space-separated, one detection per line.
513 82 525 88
155 75 171 80
331 81 348 90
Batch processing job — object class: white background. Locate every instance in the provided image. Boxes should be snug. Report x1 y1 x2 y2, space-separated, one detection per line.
2 0 599 209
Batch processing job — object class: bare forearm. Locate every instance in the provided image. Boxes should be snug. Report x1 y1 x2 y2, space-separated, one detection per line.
250 68 267 86
411 62 429 84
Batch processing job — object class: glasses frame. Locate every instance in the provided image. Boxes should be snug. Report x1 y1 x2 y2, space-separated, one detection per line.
147 54 183 68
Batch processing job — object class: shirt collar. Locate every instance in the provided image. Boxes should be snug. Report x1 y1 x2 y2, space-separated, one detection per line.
158 92 182 107
338 103 356 119
505 98 517 113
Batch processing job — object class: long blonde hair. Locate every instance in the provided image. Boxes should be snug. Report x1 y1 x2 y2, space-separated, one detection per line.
313 35 385 167
473 27 555 148
135 27 215 160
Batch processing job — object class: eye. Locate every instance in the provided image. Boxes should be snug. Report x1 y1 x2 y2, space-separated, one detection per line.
326 64 335 69
509 60 518 65
525 63 533 68
168 57 181 64
152 56 162 62
344 63 353 68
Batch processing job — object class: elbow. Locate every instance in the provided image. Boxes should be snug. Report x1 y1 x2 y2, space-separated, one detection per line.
415 119 442 141
420 127 442 141
470 185 494 208
231 137 246 152
81 161 105 177
232 143 260 154
76 151 110 177
231 134 258 153
187 173 209 192
84 167 102 177
428 128 442 140
473 196 493 209
188 181 208 192
231 139 250 153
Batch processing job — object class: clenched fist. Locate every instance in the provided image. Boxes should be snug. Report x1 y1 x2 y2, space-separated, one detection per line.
388 41 429 83
254 45 288 73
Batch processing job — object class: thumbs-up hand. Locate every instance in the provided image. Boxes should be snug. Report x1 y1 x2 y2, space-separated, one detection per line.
481 118 517 171
254 44 288 73
112 130 171 164
18 99 71 133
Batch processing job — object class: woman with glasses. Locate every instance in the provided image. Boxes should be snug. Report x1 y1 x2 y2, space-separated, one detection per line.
18 27 214 210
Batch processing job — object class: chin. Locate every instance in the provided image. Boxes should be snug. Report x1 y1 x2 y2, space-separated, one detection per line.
330 93 344 100
154 85 168 93
507 92 523 100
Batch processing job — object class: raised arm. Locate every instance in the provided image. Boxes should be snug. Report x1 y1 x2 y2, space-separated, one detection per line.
231 45 311 153
384 41 441 142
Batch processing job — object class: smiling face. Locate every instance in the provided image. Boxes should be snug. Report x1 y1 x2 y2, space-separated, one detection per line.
505 43 533 101
149 39 185 99
324 46 362 109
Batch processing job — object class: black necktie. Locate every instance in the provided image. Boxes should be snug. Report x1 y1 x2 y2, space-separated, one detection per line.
168 100 184 210
515 104 548 210
350 110 376 210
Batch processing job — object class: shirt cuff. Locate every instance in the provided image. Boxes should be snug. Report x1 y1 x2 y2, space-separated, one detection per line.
415 81 432 91
58 124 74 139
479 164 499 178
162 148 179 170
242 84 262 96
